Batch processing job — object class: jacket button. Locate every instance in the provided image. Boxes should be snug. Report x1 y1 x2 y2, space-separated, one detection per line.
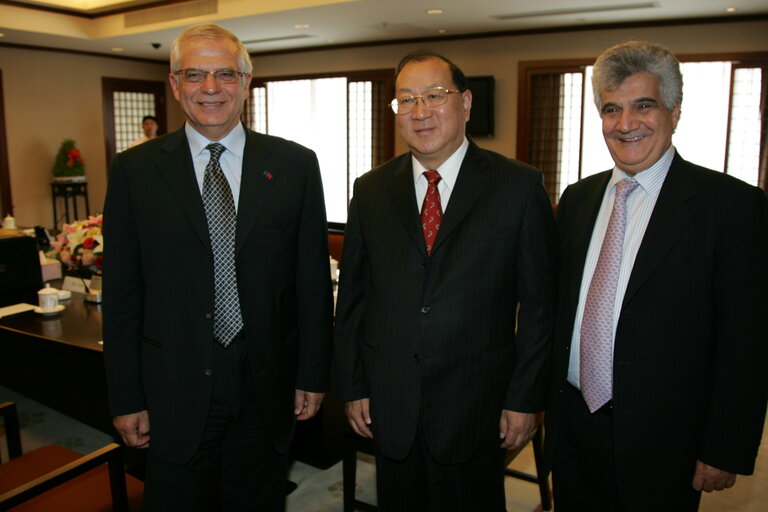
205 312 212 319
413 353 420 362
420 306 430 314
203 369 212 376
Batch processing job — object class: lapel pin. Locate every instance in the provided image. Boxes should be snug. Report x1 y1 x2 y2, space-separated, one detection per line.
263 171 273 180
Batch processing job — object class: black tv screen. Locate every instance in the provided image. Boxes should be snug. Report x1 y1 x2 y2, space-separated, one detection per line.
0 235 43 307
466 76 495 138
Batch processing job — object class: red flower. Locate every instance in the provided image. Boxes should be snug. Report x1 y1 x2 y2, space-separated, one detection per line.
66 148 84 167
82 237 96 249
94 255 103 270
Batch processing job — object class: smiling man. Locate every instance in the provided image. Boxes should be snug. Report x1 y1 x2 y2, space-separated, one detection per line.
544 41 767 511
334 50 556 510
102 24 333 511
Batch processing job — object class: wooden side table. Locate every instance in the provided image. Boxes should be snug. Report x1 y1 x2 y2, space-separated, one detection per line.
51 181 90 227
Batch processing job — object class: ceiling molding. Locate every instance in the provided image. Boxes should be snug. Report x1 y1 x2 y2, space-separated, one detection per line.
250 13 768 57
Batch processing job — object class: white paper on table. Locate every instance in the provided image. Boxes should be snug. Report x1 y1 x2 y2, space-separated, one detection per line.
0 303 37 318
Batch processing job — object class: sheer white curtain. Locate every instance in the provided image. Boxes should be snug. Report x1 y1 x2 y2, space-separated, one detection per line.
266 78 348 222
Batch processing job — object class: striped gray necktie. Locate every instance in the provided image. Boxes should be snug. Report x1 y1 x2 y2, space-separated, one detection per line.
202 142 243 347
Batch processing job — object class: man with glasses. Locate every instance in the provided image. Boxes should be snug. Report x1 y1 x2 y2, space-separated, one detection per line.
334 49 556 510
103 24 333 510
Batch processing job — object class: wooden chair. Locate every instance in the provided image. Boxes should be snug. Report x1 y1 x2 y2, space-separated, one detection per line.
0 401 143 511
341 415 552 511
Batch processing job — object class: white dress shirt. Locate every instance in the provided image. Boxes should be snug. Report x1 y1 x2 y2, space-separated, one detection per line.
412 137 469 211
567 146 676 388
186 123 246 212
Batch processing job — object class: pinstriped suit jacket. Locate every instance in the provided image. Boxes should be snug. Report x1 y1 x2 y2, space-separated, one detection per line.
334 142 556 463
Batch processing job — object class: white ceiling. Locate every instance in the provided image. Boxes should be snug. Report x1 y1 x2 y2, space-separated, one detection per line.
0 0 766 61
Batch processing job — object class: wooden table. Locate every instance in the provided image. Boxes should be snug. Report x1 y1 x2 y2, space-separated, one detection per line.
0 292 349 471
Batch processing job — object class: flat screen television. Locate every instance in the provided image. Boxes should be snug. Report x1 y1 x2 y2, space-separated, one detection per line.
0 235 43 307
466 76 495 138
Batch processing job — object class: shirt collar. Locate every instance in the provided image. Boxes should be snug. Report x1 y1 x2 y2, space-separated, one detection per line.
411 137 469 190
609 145 675 196
185 122 246 158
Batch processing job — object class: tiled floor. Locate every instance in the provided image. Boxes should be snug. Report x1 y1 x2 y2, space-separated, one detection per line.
1 384 765 511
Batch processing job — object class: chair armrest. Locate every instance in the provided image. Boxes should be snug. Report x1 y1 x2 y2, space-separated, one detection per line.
0 402 22 460
0 443 129 512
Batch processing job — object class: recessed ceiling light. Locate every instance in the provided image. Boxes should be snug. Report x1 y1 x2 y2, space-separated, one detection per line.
437 29 447 34
294 23 310 29
426 9 444 15
0 33 4 38
726 7 737 13
112 47 124 52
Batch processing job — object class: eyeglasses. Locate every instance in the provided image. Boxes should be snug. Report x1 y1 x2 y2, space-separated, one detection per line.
390 87 461 115
174 68 247 84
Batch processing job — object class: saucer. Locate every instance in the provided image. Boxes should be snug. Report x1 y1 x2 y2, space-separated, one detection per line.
34 305 65 316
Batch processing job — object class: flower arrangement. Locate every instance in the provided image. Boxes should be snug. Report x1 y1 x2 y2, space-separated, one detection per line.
52 139 85 178
49 214 103 271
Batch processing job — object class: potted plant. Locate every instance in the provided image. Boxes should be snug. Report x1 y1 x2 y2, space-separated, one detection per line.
52 139 86 183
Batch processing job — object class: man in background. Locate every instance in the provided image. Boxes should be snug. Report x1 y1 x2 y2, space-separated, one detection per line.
545 40 767 510
334 50 555 511
103 24 333 511
129 115 159 147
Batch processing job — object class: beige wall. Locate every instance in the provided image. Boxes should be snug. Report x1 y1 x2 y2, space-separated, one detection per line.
251 19 768 158
0 47 183 228
2 19 767 228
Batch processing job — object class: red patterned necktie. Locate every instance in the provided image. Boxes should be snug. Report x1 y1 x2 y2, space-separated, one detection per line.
420 170 443 256
580 178 639 412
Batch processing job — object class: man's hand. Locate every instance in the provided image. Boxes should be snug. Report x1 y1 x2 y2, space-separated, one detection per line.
294 390 325 420
345 398 373 439
113 410 150 449
499 410 536 450
692 460 737 492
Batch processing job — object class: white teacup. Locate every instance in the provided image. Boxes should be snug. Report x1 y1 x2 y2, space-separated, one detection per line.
38 284 59 311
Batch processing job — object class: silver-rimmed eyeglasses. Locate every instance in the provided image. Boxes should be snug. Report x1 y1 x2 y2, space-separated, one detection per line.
174 68 247 84
390 87 461 115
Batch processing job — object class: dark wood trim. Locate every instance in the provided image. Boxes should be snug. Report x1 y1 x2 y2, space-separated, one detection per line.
0 0 185 19
0 41 166 64
0 69 11 217
250 14 768 57
516 59 591 163
101 78 167 171
251 69 394 86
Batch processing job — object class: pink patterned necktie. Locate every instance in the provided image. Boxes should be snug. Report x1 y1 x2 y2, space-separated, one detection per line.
420 170 443 256
580 178 639 412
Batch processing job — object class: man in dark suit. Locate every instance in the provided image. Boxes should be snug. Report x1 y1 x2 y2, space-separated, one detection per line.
545 40 768 510
334 50 556 511
102 24 333 511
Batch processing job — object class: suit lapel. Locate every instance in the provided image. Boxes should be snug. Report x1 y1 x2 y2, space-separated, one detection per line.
388 155 426 257
430 143 490 255
564 172 611 304
622 154 698 306
235 130 274 257
155 129 211 255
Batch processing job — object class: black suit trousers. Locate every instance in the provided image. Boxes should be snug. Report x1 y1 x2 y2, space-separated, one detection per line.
143 338 288 512
375 426 506 512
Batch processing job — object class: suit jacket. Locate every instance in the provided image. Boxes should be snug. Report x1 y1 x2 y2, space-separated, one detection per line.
544 153 768 507
334 142 556 464
102 126 333 464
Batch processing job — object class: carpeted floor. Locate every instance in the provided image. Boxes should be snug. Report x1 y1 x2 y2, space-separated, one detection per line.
2 384 766 511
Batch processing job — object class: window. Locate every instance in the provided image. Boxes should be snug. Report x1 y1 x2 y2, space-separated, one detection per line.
518 53 768 202
244 70 394 224
101 78 166 170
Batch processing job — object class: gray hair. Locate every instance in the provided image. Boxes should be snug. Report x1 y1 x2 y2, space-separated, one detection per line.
592 41 682 111
170 24 253 78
